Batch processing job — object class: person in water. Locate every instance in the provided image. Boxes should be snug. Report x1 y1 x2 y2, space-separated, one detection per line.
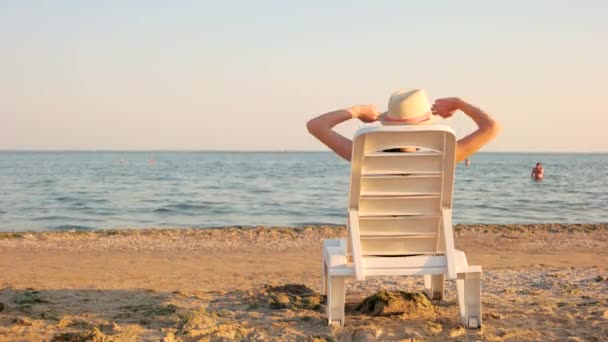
465 158 471 167
531 162 544 181
306 89 501 163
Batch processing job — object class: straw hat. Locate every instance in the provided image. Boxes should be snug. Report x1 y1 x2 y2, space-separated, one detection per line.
379 89 441 125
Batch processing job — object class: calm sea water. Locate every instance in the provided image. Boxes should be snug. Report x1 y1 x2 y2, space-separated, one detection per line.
0 152 606 231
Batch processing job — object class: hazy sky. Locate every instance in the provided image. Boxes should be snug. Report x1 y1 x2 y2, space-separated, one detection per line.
1 1 607 152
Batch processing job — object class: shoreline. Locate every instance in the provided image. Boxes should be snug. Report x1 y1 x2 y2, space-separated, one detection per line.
1 223 607 340
1 221 605 235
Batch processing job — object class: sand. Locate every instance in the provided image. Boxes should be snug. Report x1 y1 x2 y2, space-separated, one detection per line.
0 224 607 341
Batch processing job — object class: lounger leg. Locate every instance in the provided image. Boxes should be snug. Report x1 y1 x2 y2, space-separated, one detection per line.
322 262 328 296
327 275 346 326
322 238 345 296
456 271 482 329
424 274 445 300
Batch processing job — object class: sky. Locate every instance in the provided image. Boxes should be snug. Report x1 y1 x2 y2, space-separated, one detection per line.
1 1 607 152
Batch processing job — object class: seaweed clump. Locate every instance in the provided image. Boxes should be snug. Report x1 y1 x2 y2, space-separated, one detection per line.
265 284 323 311
356 290 433 316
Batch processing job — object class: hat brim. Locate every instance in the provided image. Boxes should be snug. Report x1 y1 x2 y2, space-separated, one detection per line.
379 112 443 126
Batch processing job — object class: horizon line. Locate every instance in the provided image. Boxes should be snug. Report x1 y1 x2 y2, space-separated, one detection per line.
0 149 606 154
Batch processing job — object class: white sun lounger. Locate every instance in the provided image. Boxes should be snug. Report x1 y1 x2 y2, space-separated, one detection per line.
321 125 482 328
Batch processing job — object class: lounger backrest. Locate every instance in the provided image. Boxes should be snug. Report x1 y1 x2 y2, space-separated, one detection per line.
348 125 456 258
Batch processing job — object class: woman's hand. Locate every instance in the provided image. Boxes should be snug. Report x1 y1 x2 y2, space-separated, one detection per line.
348 105 380 123
431 97 463 118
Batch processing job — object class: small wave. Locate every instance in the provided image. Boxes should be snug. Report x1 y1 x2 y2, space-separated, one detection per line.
55 196 83 203
199 185 223 190
140 198 164 203
165 203 216 211
154 208 174 213
150 176 175 181
32 215 106 223
32 215 75 221
252 189 272 194
69 202 89 208
50 224 95 231
153 202 234 216
87 198 110 204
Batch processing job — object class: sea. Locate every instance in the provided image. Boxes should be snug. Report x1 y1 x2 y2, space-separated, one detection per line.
0 152 606 232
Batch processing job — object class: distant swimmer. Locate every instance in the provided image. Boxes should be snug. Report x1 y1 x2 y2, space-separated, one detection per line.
465 158 471 167
531 162 544 181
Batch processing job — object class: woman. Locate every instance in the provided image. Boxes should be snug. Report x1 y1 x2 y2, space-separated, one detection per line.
306 89 501 163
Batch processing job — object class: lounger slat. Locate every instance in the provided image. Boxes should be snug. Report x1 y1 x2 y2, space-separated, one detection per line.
359 216 440 235
360 233 437 238
361 236 438 255
361 192 440 197
363 131 445 154
363 155 442 174
358 213 439 218
365 151 442 157
362 172 442 178
359 196 441 216
361 174 441 179
362 255 447 268
361 194 439 199
363 267 447 276
361 176 442 195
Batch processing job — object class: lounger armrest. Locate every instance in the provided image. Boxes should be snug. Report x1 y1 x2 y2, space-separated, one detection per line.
442 208 458 279
348 210 365 281
323 239 348 268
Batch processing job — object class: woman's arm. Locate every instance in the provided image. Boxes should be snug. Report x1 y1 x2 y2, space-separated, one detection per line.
306 105 379 161
432 98 501 163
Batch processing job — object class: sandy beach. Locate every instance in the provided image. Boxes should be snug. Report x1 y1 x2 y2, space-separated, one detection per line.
1 224 607 341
